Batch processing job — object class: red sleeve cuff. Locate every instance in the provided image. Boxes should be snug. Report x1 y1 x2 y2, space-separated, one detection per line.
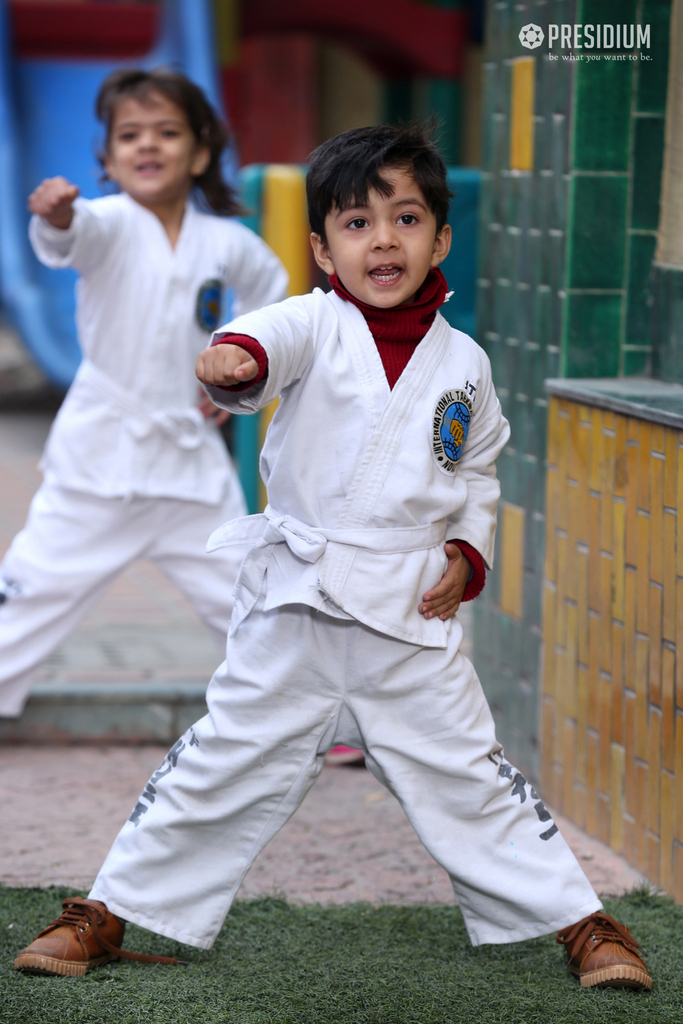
210 333 269 392
451 539 486 601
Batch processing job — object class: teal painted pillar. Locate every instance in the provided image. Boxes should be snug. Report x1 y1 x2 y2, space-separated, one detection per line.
419 78 462 164
383 78 413 124
233 164 265 514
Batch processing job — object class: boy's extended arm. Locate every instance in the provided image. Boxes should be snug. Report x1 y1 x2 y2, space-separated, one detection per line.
195 334 267 421
195 340 262 389
197 295 317 413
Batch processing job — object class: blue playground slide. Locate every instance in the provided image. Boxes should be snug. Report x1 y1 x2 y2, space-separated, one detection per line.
0 0 228 389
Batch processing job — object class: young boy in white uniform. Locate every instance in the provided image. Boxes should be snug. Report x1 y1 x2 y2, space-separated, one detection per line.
0 69 287 717
15 124 652 992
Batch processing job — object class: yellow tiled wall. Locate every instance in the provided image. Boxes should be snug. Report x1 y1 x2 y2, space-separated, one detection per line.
542 396 682 898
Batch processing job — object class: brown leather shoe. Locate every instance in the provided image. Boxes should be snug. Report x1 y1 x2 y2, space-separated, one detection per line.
14 896 187 976
557 911 652 990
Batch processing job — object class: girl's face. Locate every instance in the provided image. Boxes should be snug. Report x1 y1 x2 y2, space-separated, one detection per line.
104 91 210 209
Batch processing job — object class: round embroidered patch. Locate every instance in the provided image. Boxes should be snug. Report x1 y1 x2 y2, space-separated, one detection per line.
432 389 473 473
195 278 222 332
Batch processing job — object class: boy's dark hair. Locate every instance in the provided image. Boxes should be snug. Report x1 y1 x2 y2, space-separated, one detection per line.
95 68 242 217
306 123 452 240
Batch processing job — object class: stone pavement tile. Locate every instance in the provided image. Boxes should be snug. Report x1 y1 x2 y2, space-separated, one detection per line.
0 747 644 904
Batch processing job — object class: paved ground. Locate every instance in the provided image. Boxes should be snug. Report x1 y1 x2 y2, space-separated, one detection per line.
0 407 645 904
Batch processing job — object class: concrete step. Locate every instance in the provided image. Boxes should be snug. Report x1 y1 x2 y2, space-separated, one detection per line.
0 681 207 744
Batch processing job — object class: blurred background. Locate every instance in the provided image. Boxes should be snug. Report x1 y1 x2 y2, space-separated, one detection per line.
2 0 683 905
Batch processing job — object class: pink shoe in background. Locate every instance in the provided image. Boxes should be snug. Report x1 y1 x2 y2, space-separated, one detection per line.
325 745 366 766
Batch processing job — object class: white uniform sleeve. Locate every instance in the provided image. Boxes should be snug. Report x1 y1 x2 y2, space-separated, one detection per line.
225 221 289 316
445 354 510 568
203 293 318 413
29 197 121 274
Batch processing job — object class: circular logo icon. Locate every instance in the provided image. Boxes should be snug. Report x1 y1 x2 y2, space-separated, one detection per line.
432 389 472 474
195 278 222 332
519 23 544 49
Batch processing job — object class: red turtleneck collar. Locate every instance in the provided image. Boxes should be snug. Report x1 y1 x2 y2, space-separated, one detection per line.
329 267 449 390
330 268 448 343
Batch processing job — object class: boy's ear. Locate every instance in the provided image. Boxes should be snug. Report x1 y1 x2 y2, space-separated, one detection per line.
430 223 452 267
310 232 335 275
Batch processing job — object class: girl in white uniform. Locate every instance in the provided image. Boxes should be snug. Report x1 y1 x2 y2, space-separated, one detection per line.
0 69 288 717
15 124 651 993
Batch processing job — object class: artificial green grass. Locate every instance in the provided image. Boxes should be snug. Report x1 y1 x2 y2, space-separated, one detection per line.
1 886 681 1023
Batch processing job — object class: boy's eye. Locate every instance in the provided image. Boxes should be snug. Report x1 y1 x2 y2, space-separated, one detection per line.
347 218 368 230
398 213 418 225
161 129 180 138
118 132 137 142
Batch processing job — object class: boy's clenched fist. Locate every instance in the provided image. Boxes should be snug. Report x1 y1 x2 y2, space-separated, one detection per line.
196 344 259 389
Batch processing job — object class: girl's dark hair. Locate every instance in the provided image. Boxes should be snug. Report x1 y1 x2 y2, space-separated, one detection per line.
95 68 242 217
306 122 452 241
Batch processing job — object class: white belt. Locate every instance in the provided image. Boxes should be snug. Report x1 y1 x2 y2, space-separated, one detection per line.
208 505 446 635
125 408 205 450
77 359 206 451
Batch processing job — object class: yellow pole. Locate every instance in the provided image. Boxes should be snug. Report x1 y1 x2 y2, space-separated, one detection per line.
262 164 311 294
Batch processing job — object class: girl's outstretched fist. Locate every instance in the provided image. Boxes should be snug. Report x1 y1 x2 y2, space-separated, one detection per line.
28 176 80 229
196 344 259 389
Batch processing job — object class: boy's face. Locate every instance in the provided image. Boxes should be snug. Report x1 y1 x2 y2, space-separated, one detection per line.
104 92 210 210
310 166 451 308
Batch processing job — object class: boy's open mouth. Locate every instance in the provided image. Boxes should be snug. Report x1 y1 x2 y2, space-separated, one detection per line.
136 162 163 175
369 266 403 284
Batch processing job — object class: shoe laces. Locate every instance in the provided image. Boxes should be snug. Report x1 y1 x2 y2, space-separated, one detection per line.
557 911 646 959
38 897 188 966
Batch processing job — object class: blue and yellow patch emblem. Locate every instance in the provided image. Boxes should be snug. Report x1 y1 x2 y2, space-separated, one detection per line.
195 278 222 332
432 388 473 473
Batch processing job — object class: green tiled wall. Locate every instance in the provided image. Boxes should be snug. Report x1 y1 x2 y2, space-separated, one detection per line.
653 268 683 382
573 60 632 171
567 176 629 290
639 0 672 111
631 117 665 230
474 0 671 778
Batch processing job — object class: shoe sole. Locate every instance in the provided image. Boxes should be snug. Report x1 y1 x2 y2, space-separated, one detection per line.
573 965 653 991
14 952 116 977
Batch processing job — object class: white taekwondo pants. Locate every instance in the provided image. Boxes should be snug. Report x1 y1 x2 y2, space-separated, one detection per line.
0 479 246 717
90 595 601 949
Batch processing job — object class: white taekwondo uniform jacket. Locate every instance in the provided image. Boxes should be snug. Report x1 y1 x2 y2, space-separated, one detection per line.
205 288 510 649
29 194 288 505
